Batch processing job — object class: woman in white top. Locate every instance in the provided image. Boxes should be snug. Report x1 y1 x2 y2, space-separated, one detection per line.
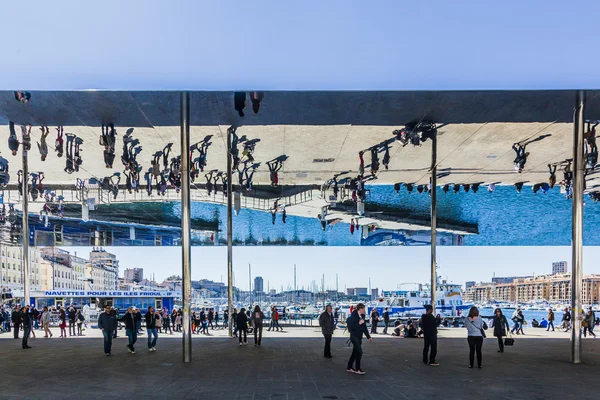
41 306 52 338
464 306 485 368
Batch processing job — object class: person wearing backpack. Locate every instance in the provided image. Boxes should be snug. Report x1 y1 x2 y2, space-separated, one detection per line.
236 308 248 346
464 306 486 368
491 308 510 353
251 305 265 346
318 305 335 358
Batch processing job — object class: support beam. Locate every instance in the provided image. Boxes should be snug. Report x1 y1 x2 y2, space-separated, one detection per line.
430 129 437 313
22 131 30 307
180 92 192 363
571 90 585 364
227 127 234 337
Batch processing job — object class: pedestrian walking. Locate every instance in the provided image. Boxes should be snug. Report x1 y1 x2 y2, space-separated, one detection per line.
318 305 335 358
370 308 379 335
237 308 248 346
75 309 85 336
41 306 52 338
382 307 390 335
267 306 276 332
20 305 33 349
162 308 173 334
491 308 510 352
111 308 119 338
562 308 572 331
346 303 372 375
464 306 486 368
122 307 142 354
421 305 439 366
583 310 596 338
145 306 159 351
98 305 118 356
59 307 67 337
251 306 265 346
547 309 555 332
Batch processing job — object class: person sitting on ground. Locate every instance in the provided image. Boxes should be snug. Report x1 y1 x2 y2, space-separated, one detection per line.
404 323 418 338
531 318 540 328
539 318 548 329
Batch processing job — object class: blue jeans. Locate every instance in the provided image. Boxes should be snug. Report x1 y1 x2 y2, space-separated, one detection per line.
102 330 113 354
126 329 137 351
34 319 39 329
147 328 158 348
546 321 555 331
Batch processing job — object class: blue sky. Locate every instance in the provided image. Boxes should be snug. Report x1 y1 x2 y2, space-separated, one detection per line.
2 1 600 90
62 246 600 291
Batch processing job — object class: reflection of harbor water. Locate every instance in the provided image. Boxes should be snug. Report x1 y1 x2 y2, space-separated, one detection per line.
17 184 599 246
479 308 563 325
183 184 600 246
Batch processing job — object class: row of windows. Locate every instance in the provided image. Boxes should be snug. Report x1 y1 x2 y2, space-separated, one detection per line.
1 275 40 285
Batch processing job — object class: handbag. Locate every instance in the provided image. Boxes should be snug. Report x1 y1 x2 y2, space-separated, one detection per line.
504 331 515 346
468 318 486 338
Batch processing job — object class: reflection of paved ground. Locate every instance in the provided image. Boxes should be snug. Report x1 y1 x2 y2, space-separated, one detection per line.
1 326 598 399
1 91 599 190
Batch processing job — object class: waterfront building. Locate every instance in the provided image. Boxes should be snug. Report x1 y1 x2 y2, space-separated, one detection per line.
0 246 42 293
552 261 569 275
124 267 144 282
254 276 264 293
89 247 119 290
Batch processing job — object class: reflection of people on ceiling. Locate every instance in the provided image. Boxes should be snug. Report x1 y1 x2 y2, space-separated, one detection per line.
512 143 528 173
55 126 64 158
250 92 264 114
358 151 365 177
8 122 19 156
584 121 598 170
234 92 246 117
267 160 283 187
14 91 31 103
38 126 49 161
64 134 76 174
370 147 380 176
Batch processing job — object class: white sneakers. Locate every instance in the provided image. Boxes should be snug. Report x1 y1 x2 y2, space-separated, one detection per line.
149 347 157 352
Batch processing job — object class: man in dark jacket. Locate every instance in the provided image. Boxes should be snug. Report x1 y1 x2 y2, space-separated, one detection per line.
346 303 372 375
318 304 335 358
382 307 390 335
67 305 77 336
11 305 21 339
236 308 248 345
121 307 142 354
421 305 438 366
20 305 32 349
98 305 118 356
145 306 159 352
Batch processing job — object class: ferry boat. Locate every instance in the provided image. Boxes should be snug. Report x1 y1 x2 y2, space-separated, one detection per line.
370 280 471 317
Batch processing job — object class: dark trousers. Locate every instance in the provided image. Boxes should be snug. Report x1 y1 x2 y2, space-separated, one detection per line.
22 326 31 348
254 325 263 345
347 337 363 370
323 333 332 357
102 330 113 354
69 320 75 335
13 323 20 339
383 320 389 334
467 336 483 367
497 336 504 351
238 327 247 343
423 335 437 364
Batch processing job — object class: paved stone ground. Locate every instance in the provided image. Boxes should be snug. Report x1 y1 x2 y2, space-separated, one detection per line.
1 327 599 399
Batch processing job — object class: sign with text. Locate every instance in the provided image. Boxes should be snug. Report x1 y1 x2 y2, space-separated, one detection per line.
38 291 180 298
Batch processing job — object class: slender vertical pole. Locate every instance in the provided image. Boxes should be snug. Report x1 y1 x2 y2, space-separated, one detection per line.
180 92 192 363
249 263 252 305
571 90 585 364
430 128 437 314
22 129 30 307
227 127 234 337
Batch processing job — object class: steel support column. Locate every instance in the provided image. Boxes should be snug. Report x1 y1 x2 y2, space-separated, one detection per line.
180 92 192 363
22 134 30 307
430 130 437 314
571 90 585 364
227 127 234 337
